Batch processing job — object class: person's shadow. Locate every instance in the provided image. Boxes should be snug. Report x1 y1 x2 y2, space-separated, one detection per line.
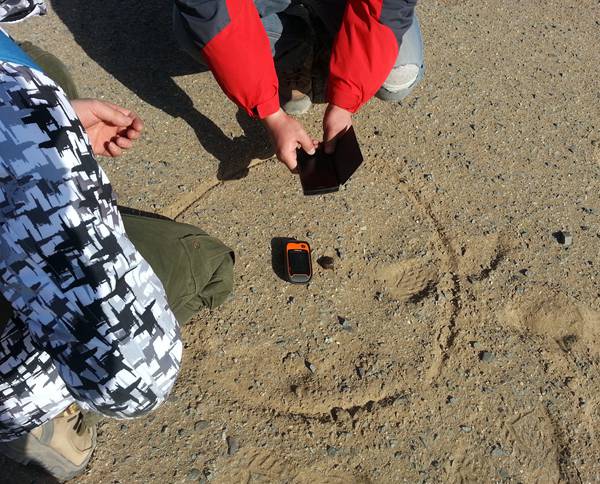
51 0 272 180
0 455 60 483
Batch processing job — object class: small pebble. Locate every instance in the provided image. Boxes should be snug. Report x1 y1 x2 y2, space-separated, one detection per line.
317 256 335 270
459 425 472 433
194 420 210 432
326 445 339 457
356 367 365 379
305 360 316 373
338 316 352 331
491 445 510 457
552 230 573 247
479 351 495 363
226 436 239 456
187 468 202 481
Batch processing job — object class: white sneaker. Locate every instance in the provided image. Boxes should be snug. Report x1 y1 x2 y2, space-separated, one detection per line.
377 64 421 101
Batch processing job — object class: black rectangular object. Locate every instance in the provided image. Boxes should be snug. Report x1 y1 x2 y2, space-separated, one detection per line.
297 126 363 196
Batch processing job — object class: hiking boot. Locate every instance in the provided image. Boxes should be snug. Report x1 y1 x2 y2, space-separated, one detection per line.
278 52 313 116
0 404 97 482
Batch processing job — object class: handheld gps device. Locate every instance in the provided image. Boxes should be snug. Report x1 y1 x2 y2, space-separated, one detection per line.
284 240 312 284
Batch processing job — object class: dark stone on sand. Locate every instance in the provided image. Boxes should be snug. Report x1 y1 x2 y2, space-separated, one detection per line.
317 256 335 270
226 436 239 456
479 351 495 363
552 230 573 246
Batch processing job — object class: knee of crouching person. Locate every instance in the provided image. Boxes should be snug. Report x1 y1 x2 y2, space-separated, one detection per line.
173 236 235 323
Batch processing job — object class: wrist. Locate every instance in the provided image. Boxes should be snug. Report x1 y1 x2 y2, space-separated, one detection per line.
261 108 286 128
327 103 352 117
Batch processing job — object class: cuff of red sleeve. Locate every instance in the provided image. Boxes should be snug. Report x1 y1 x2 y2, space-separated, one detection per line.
326 83 362 114
253 92 281 119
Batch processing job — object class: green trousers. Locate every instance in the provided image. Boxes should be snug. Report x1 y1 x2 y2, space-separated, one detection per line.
0 44 234 328
119 209 234 322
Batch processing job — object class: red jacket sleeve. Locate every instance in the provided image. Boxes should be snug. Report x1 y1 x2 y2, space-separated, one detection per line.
327 0 417 113
175 0 279 118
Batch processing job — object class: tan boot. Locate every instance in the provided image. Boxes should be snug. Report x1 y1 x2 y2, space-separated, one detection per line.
278 51 313 116
0 404 97 482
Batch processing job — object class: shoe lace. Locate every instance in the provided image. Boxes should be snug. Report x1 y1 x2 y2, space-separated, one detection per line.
63 404 101 436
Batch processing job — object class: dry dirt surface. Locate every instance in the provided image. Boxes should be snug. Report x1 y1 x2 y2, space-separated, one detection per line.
2 0 600 482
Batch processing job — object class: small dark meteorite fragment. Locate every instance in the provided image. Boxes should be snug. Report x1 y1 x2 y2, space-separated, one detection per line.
317 256 335 270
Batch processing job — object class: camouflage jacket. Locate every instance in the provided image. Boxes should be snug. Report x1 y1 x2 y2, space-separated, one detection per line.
0 0 45 23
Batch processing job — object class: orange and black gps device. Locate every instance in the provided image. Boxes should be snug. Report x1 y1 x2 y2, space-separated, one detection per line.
285 240 312 284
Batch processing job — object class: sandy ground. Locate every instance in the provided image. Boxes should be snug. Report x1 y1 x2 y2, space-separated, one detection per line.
2 0 600 482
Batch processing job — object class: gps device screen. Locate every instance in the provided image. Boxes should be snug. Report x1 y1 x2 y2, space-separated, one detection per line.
288 249 310 275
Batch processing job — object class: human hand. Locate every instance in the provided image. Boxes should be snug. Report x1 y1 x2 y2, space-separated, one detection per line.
261 108 317 171
71 99 144 157
323 103 352 154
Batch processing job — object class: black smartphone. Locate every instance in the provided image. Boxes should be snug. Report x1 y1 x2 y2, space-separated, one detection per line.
332 126 363 185
297 126 363 196
297 148 339 196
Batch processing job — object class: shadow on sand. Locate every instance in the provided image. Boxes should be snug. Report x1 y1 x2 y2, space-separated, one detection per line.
0 455 61 483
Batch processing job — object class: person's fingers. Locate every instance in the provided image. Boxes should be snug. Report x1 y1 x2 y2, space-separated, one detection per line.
103 101 133 118
129 115 144 133
114 136 133 150
92 101 133 128
323 126 349 154
323 136 337 155
298 130 316 156
124 127 141 140
105 141 123 157
323 123 336 154
104 102 144 136
278 146 298 171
